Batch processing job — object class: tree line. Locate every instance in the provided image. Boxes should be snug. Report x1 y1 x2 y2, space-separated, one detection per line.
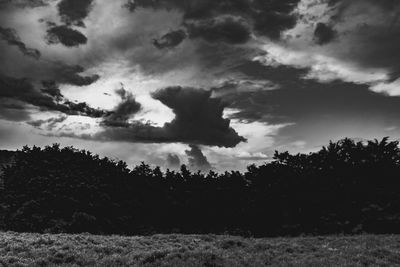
1 137 400 237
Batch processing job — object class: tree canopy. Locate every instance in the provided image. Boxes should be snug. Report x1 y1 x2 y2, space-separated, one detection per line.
1 138 400 236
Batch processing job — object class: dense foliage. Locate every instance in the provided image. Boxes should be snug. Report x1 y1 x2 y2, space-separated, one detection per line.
1 138 400 237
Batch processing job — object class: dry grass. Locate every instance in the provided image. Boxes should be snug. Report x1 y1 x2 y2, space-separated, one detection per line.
0 232 400 266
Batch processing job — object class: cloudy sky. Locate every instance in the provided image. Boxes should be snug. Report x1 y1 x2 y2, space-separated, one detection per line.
1 0 400 172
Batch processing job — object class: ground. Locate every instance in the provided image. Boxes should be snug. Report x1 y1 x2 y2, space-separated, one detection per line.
0 232 400 266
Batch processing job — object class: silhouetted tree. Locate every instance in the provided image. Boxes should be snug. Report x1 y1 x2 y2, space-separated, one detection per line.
1 138 400 236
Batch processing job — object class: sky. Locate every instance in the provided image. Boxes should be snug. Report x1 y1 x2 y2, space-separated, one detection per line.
1 0 400 172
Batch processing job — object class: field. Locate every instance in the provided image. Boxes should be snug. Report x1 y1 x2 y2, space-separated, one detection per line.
1 232 400 266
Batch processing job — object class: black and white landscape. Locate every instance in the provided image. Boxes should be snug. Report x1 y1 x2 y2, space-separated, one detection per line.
1 0 400 266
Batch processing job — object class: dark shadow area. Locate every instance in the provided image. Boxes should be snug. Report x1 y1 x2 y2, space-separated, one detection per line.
1 137 400 237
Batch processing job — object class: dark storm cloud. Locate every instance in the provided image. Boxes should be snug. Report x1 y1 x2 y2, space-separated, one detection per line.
0 27 40 59
151 86 246 147
53 64 100 86
343 25 400 80
40 80 63 101
27 115 67 130
153 29 186 49
185 144 212 172
0 75 107 119
66 2 261 79
191 41 259 79
327 0 400 10
142 37 257 77
126 0 301 40
58 100 108 118
186 15 251 44
102 87 142 127
166 153 181 169
0 26 99 87
41 0 93 49
124 0 249 17
59 86 246 147
214 60 400 127
251 0 300 39
57 122 168 143
46 25 87 47
57 0 94 26
0 98 31 121
209 59 400 151
0 0 50 9
312 0 400 80
313 23 336 45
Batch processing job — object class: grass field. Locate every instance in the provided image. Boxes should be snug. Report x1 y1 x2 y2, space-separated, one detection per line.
1 232 400 266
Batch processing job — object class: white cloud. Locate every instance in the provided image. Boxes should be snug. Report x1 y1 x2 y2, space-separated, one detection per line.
370 79 400 96
255 42 388 85
206 118 292 171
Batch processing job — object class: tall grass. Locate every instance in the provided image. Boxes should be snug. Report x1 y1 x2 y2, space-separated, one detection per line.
0 232 400 266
